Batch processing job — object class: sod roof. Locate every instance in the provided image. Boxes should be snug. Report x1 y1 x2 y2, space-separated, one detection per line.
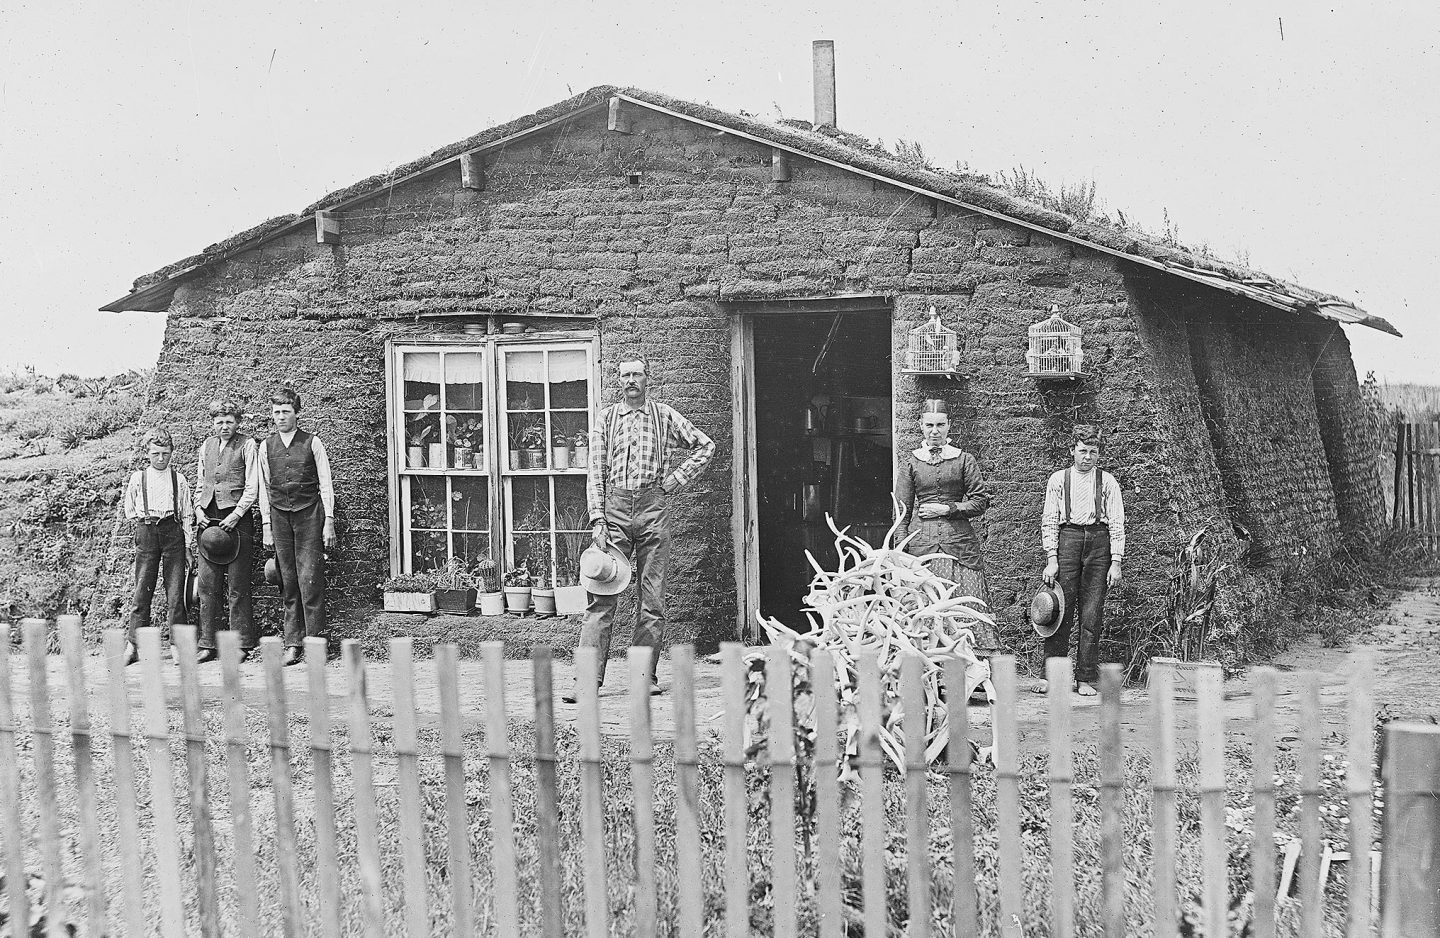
101 84 1397 336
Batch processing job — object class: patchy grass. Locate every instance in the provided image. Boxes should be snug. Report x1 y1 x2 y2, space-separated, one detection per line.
5 702 1373 938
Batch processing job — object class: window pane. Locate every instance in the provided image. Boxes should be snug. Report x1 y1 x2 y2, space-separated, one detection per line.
404 413 441 467
409 531 448 574
510 476 551 532
409 476 447 531
548 349 588 409
507 413 549 469
445 352 485 410
506 351 545 411
554 476 587 530
403 353 441 411
446 412 486 468
512 534 553 584
451 477 489 532
555 529 588 587
550 412 590 460
455 532 491 568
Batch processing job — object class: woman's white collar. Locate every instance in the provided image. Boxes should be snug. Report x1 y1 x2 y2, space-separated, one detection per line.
913 443 963 464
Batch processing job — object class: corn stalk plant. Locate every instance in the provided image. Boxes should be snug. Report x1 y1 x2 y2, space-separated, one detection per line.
743 500 999 794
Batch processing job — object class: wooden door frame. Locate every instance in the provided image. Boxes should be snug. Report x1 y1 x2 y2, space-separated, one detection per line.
728 294 893 641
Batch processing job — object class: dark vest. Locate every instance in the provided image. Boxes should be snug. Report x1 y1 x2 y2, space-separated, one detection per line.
265 429 320 511
199 437 248 510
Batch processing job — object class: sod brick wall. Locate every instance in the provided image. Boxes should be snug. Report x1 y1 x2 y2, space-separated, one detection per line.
96 105 1381 666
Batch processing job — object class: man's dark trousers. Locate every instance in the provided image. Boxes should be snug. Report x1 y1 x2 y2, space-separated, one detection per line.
126 518 187 642
271 501 326 648
578 484 668 686
198 505 257 651
1044 522 1111 684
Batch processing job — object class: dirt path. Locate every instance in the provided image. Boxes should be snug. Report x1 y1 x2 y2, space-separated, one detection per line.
8 577 1438 755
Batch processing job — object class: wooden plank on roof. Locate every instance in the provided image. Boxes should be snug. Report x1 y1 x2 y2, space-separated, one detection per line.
608 96 631 134
315 210 341 244
460 152 485 191
772 149 791 182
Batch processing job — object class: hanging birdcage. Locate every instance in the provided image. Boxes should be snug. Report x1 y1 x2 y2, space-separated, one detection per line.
1026 306 1086 378
902 305 963 378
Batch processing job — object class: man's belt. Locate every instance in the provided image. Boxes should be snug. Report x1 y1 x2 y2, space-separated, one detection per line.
1059 522 1108 531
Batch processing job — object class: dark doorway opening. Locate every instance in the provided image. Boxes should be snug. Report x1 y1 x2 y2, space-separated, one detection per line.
753 312 893 630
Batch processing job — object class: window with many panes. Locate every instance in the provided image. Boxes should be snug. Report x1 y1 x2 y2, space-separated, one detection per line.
388 339 597 586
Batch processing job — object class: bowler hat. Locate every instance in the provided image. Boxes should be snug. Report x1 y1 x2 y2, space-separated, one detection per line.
184 568 201 615
199 525 240 566
579 544 632 596
1028 584 1067 638
264 557 283 588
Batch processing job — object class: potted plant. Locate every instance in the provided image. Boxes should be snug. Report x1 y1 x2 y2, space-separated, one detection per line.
572 430 589 468
452 417 483 469
406 422 434 468
550 430 572 470
434 559 477 615
519 425 547 469
475 557 505 615
554 511 590 615
381 572 438 613
503 564 532 614
531 570 556 616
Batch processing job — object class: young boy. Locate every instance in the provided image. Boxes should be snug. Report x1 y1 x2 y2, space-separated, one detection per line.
258 388 336 665
123 429 195 665
193 399 260 663
1039 424 1126 696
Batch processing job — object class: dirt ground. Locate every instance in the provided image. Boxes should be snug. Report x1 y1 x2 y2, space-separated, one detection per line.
7 576 1437 763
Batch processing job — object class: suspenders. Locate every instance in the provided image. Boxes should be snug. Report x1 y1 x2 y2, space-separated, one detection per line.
1061 468 1105 525
139 468 179 521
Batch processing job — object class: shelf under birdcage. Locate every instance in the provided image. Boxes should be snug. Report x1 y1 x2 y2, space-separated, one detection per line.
900 365 967 380
1026 369 1090 382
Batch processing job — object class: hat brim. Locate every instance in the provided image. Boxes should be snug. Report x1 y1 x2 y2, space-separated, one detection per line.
184 569 201 615
1030 585 1066 638
580 545 632 596
200 537 240 566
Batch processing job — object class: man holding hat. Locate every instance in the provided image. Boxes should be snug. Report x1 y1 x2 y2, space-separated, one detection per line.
1037 424 1125 696
193 399 261 663
564 357 714 702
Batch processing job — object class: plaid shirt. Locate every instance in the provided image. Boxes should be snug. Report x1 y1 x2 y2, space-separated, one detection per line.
586 400 715 522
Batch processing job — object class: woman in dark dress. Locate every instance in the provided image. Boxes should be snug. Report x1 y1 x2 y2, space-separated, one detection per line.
894 399 999 654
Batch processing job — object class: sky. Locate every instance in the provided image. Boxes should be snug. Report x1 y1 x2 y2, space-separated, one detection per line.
2 0 1436 383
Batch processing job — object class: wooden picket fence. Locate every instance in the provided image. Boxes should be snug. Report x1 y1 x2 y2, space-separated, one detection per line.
1394 419 1440 557
0 616 1387 937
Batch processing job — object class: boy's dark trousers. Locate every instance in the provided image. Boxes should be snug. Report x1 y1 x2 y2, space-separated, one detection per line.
1043 522 1111 684
126 517 188 642
198 505 256 651
270 501 326 648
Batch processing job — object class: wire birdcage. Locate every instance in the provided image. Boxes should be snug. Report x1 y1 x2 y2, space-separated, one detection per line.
902 305 962 376
1026 306 1085 377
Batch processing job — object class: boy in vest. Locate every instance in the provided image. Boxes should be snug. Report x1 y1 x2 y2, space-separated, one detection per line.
193 399 261 662
122 429 195 665
258 388 336 666
1039 424 1125 696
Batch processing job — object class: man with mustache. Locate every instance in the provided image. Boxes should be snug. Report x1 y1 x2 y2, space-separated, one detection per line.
564 357 714 703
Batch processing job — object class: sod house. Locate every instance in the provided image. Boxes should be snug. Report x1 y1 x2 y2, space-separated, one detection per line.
98 85 1396 664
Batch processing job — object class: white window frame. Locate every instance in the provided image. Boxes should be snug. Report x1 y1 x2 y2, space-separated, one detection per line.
384 334 599 580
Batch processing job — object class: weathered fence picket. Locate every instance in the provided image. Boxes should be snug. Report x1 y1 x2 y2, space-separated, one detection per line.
671 644 705 938
23 619 67 938
102 630 145 938
174 625 221 938
390 637 430 938
628 648 658 938
58 616 105 936
138 627 186 938
435 643 474 937
1252 666 1279 938
263 637 305 938
0 625 30 938
719 642 748 938
945 656 978 936
344 638 386 937
0 626 1410 938
219 631 261 938
303 635 342 938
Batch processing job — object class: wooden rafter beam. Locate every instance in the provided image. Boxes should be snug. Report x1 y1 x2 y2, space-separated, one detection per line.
608 96 631 134
460 153 486 191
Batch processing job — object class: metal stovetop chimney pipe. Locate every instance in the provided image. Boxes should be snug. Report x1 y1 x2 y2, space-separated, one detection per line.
813 40 836 128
